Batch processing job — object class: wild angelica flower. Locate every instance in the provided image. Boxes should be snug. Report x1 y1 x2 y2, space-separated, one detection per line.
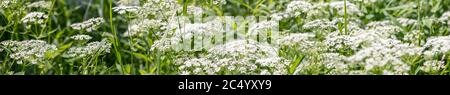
0 0 17 8
423 36 450 57
303 19 337 30
403 30 424 44
346 38 423 75
123 19 162 37
178 40 289 75
277 33 323 53
1 40 57 64
285 0 313 18
113 6 140 15
149 37 180 52
63 39 111 59
420 60 445 73
70 17 105 32
295 53 348 75
141 0 181 18
439 11 450 22
21 12 49 28
116 0 140 6
27 1 52 10
70 34 92 41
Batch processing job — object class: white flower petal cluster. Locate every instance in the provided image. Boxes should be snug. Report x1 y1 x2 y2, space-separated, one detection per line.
70 17 105 32
21 12 48 25
1 40 57 64
62 39 111 59
70 34 93 41
113 6 140 15
423 36 450 57
123 19 162 37
27 1 52 10
178 40 290 75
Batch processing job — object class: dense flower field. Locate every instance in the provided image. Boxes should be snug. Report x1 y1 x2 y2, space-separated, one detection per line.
1 0 450 75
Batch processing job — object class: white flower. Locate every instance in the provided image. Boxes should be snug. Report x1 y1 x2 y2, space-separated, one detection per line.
439 11 450 22
1 40 57 64
27 1 52 10
178 40 289 75
303 19 337 30
277 33 322 52
116 0 140 6
150 37 180 52
113 6 140 15
123 19 162 37
420 60 445 73
285 0 313 17
70 17 105 32
423 36 450 56
21 12 49 26
63 39 111 59
141 0 181 18
70 35 92 41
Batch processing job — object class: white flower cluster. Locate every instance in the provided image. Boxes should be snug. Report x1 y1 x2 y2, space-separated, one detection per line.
113 6 140 15
423 36 450 57
318 39 423 75
325 24 401 51
117 0 140 6
303 19 337 30
62 39 111 59
70 17 105 32
27 1 52 10
141 0 182 18
403 30 424 44
123 19 162 37
277 33 322 52
1 40 57 64
419 60 445 73
0 0 17 8
150 37 180 52
439 11 450 22
178 40 290 75
285 1 313 17
70 34 93 41
21 12 48 26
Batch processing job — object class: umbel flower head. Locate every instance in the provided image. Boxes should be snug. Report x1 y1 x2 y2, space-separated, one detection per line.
1 40 57 64
70 17 105 32
27 1 52 10
62 39 111 59
21 12 49 28
177 40 290 75
113 6 140 15
70 34 93 41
